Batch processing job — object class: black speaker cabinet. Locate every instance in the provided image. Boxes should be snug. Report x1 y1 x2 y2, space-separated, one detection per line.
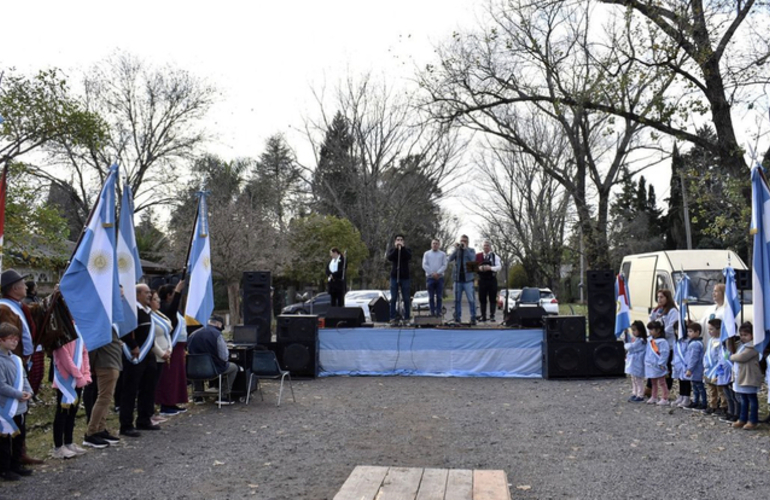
543 341 625 379
736 270 751 290
277 314 318 343
544 316 586 343
243 271 272 338
586 270 615 342
269 341 319 378
325 306 365 328
369 296 389 323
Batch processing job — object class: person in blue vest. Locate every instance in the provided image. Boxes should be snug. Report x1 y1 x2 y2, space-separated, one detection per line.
186 315 239 405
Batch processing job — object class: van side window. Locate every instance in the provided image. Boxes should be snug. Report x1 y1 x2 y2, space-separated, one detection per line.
655 272 672 294
621 262 631 280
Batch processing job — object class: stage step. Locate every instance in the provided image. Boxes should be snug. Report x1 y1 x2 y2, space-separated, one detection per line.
333 466 511 500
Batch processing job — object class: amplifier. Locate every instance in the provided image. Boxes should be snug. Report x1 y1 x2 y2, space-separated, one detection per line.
228 346 255 369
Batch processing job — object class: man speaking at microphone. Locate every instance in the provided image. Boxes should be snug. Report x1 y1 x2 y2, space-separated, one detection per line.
386 234 411 325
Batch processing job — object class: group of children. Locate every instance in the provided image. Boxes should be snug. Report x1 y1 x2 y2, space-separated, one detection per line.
624 316 764 429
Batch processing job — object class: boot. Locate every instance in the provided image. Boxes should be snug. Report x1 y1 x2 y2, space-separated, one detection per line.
677 396 691 408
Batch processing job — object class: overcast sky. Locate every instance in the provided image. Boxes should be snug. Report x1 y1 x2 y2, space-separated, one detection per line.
3 0 493 244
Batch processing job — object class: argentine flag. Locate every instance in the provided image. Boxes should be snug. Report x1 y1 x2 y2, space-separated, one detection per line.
721 266 740 342
60 164 123 351
614 273 631 338
184 191 214 326
674 273 690 340
751 164 770 357
116 181 143 336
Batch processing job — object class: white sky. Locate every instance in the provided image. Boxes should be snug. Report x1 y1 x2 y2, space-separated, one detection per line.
2 0 488 243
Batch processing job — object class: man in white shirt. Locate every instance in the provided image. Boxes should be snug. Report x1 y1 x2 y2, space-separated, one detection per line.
422 239 448 317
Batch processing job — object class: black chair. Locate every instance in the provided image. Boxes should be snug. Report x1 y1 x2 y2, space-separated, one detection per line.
186 353 224 409
245 350 295 406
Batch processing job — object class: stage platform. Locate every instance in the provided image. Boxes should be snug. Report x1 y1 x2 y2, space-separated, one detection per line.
319 327 542 378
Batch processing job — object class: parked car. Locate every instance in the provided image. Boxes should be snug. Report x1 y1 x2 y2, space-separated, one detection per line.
498 288 558 315
281 292 331 316
411 290 429 311
497 289 522 311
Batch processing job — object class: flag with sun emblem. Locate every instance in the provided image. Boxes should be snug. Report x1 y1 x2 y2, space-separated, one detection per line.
184 191 214 326
115 179 144 336
60 164 123 350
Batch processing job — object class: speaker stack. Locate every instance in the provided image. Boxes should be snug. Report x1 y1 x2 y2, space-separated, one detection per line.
325 307 365 328
242 271 272 343
542 270 624 379
273 314 319 378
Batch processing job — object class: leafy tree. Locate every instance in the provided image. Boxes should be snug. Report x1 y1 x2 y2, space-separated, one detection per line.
0 68 105 169
284 214 367 288
134 209 167 263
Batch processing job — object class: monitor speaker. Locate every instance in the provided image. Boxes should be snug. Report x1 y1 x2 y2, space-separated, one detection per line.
542 341 625 379
277 315 318 343
269 341 319 378
736 270 751 290
243 271 272 338
325 306 365 328
586 270 615 342
544 316 586 343
369 297 389 323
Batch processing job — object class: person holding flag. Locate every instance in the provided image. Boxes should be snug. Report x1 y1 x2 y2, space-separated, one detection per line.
50 330 91 459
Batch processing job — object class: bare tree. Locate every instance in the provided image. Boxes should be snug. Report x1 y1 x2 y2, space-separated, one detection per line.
38 51 216 229
304 73 466 285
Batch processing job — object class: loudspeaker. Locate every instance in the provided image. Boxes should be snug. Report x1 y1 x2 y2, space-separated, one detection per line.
243 271 272 339
505 306 547 328
543 341 625 379
587 270 615 342
277 315 318 343
270 341 319 378
325 306 365 328
736 270 751 290
233 324 270 345
544 316 586 343
369 296 389 322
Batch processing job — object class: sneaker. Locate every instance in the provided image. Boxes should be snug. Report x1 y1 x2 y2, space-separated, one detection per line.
702 407 716 415
657 399 669 406
83 434 110 449
215 399 235 406
51 446 77 459
0 470 21 481
192 397 205 405
672 395 683 406
743 422 758 430
159 407 180 416
633 396 645 402
627 395 637 402
172 406 188 413
151 416 169 424
684 402 699 410
66 443 87 455
646 398 658 405
96 431 120 444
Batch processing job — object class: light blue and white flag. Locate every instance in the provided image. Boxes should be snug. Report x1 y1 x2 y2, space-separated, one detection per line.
60 164 123 351
184 192 214 326
170 312 185 347
52 331 84 408
674 273 691 340
751 164 770 358
721 266 741 342
116 180 143 335
615 273 631 338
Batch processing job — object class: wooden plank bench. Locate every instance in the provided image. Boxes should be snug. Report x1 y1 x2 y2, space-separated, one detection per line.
333 466 512 500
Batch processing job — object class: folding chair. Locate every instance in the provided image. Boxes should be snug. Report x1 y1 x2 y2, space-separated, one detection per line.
245 350 295 406
186 353 224 409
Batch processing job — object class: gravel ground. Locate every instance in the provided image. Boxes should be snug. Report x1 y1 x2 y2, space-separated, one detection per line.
6 375 770 500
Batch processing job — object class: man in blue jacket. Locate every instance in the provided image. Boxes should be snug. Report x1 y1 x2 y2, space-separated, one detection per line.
186 315 239 405
448 234 477 325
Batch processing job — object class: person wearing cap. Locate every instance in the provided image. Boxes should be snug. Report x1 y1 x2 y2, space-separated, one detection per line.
0 269 45 465
186 315 239 404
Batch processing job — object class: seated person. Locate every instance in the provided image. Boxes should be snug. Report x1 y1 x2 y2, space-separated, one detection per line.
186 315 239 404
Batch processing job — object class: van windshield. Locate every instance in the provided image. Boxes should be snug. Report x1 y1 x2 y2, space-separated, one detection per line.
672 270 753 305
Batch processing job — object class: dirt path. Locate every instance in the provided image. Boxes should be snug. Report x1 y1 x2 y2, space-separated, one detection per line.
6 376 770 500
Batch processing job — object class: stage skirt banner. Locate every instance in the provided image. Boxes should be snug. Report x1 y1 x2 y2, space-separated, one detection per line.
319 327 542 378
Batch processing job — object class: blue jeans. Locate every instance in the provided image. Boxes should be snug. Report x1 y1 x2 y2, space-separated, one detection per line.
427 277 444 316
692 381 706 406
739 392 758 424
454 280 476 322
390 277 410 320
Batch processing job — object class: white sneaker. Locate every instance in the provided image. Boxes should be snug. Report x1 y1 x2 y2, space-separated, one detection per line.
672 395 683 406
51 446 77 459
646 398 658 405
677 396 691 408
66 443 87 455
657 399 670 406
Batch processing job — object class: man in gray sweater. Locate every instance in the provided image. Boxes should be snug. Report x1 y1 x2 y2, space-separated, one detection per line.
422 239 447 317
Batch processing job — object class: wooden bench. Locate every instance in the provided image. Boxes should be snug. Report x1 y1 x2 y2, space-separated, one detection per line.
333 465 512 500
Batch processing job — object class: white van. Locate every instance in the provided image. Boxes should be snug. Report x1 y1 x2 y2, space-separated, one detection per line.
619 250 751 325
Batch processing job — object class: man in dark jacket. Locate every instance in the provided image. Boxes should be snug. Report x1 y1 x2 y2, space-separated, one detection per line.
386 234 412 324
186 315 239 405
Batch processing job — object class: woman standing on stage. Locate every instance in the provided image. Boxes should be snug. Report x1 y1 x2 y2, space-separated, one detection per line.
326 248 346 307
